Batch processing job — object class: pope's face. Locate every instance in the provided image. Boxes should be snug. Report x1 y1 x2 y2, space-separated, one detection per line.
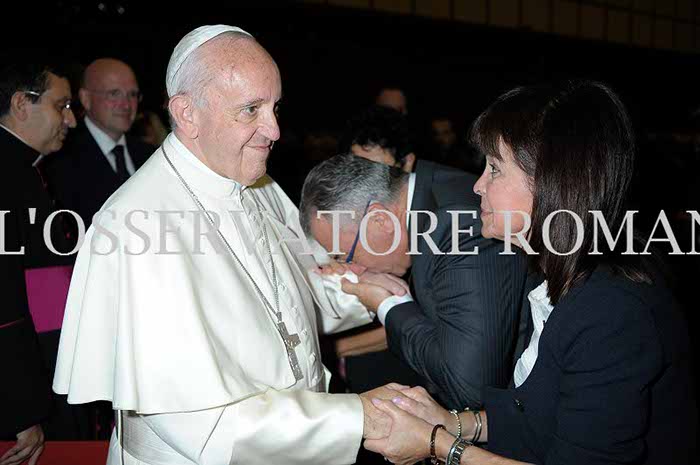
195 46 281 186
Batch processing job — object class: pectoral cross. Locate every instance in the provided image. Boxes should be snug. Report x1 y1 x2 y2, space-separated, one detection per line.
277 321 304 381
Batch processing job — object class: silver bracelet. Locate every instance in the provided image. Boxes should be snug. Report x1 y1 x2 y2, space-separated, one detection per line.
463 407 477 442
448 409 462 438
472 410 483 443
446 437 460 465
446 438 473 465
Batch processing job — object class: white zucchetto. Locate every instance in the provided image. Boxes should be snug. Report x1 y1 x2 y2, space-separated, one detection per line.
166 24 252 97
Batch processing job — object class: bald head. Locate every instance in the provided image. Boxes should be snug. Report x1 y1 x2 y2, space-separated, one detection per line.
83 59 136 90
79 58 140 141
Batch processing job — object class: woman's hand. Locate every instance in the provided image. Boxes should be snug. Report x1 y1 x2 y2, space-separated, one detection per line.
390 386 455 432
364 398 434 465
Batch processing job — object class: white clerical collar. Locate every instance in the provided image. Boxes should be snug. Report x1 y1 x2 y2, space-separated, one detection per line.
406 172 416 229
84 116 127 155
0 123 43 164
165 132 244 199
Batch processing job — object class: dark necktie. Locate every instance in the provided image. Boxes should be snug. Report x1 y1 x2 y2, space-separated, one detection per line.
112 144 129 183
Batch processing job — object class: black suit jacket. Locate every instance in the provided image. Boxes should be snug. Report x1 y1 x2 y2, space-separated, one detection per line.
484 267 698 465
43 123 154 229
385 161 529 410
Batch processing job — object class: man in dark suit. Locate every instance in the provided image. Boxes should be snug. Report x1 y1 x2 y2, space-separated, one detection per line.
44 58 154 232
300 154 528 411
1 62 76 462
326 105 420 400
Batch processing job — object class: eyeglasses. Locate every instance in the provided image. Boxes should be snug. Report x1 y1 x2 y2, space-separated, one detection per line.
24 90 73 112
346 198 373 264
86 88 143 103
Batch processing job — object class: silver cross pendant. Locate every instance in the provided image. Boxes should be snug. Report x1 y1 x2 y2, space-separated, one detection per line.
277 321 304 381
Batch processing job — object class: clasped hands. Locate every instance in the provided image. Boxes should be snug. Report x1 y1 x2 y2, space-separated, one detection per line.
360 384 456 465
316 261 410 312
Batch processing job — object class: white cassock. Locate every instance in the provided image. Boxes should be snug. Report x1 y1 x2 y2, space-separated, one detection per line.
53 133 373 465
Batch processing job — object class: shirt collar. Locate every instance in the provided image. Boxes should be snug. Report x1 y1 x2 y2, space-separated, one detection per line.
528 280 554 316
163 132 244 199
85 116 127 154
405 172 416 229
529 280 551 302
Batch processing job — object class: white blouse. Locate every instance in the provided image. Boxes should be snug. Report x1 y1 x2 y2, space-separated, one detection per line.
513 280 554 388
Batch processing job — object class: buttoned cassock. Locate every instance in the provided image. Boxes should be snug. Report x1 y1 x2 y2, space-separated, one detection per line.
53 133 373 464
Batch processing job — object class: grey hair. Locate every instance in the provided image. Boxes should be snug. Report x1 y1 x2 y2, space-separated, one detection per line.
299 153 409 236
168 31 254 129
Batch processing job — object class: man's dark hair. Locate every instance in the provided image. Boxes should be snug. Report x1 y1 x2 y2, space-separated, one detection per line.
339 105 414 161
0 63 58 117
471 80 650 304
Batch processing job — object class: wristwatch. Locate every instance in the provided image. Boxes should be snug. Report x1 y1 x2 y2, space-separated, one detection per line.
446 438 473 465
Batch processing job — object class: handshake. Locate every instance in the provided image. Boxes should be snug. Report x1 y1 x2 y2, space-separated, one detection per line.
357 383 459 465
317 264 464 464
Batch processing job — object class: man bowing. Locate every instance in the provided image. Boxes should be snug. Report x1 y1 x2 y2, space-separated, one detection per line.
53 25 393 465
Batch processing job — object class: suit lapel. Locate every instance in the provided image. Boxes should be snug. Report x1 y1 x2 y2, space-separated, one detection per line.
407 162 440 302
513 273 540 366
125 135 151 169
410 161 438 236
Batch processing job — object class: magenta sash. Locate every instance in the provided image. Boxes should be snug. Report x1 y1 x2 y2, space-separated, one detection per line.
25 265 73 333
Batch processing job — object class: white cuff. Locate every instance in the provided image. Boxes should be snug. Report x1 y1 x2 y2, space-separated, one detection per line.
377 293 414 325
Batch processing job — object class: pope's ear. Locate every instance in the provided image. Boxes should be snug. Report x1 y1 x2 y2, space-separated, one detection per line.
168 95 198 139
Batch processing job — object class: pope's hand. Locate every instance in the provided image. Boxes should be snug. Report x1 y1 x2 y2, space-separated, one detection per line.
360 395 392 440
314 261 367 276
362 383 410 401
364 398 434 465
359 384 408 439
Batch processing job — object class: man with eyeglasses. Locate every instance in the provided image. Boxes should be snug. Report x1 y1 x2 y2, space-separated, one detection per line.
0 62 77 464
44 58 154 234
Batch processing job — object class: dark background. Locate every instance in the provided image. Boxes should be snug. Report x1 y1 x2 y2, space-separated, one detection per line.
3 0 699 134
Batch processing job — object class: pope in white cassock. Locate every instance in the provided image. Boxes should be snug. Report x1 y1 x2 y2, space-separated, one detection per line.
52 25 397 464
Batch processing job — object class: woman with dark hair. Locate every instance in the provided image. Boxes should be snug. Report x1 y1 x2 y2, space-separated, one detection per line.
364 81 697 465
